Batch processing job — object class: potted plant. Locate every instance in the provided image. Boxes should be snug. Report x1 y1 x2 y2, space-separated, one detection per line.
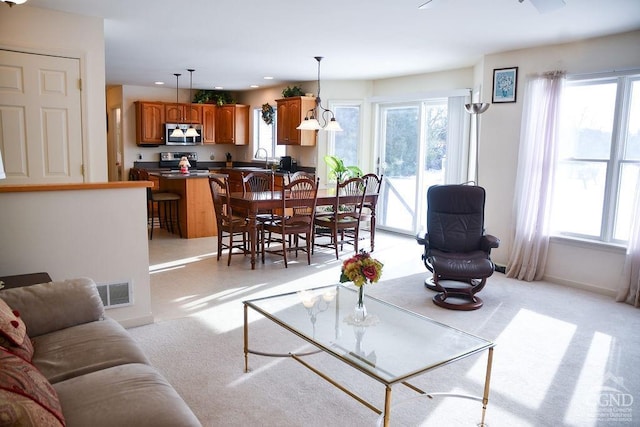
281 86 305 98
193 90 235 106
324 155 362 183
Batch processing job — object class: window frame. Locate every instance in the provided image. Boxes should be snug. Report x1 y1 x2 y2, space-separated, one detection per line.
252 107 284 161
552 70 640 245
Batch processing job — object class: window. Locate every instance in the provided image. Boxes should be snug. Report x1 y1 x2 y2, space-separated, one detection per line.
253 108 285 159
328 103 361 168
550 72 640 244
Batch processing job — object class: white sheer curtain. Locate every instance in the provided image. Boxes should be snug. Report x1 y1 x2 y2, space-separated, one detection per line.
506 72 565 281
617 166 640 307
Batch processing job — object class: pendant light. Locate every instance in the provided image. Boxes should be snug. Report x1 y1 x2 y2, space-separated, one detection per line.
170 73 185 138
2 0 28 7
185 69 199 138
297 56 342 132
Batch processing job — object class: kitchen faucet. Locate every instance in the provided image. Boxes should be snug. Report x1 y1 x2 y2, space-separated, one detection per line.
254 148 269 169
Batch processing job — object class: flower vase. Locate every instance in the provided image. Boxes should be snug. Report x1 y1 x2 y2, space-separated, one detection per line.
353 285 367 322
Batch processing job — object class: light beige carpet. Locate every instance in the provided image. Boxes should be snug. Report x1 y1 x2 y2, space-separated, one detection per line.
128 231 640 426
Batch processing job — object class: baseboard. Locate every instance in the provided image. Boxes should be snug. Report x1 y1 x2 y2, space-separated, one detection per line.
542 274 617 298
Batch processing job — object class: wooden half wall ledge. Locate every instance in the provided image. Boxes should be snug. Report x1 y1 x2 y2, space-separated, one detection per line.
0 182 152 193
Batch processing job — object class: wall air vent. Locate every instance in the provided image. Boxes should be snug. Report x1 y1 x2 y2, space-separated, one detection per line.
96 281 132 308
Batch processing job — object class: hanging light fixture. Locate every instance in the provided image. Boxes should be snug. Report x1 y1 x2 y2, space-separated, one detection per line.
170 73 185 138
2 0 28 7
297 56 343 132
464 102 490 185
185 69 199 138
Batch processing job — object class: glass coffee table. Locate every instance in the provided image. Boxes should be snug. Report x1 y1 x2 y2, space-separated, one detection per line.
243 284 495 427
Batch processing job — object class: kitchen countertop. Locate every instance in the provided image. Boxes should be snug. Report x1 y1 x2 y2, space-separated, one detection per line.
150 170 213 179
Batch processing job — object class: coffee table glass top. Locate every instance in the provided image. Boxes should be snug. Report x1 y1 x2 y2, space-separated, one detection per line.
244 284 494 385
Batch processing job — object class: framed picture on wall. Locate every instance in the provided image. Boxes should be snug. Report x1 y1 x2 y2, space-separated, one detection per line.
492 67 518 103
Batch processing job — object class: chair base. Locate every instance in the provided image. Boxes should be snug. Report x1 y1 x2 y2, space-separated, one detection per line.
424 277 485 311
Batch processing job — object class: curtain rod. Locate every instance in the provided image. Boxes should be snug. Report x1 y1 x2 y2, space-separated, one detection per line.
567 67 640 80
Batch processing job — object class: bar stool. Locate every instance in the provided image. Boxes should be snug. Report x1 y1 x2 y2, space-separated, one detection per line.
134 169 182 239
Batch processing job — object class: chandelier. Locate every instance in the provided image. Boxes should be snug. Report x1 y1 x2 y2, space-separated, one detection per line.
297 57 343 132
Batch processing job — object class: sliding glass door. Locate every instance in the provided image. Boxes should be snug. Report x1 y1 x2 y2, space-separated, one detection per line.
376 96 468 234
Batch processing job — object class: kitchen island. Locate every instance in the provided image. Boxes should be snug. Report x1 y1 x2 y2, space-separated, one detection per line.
152 172 217 239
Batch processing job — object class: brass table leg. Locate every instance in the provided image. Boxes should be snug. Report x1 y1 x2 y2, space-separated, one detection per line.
383 385 392 427
243 304 249 372
479 347 494 427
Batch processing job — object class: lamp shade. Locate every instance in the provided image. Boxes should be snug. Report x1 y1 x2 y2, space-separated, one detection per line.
323 118 343 132
185 126 199 137
0 149 5 179
465 103 490 114
2 0 29 5
170 126 185 138
297 118 321 131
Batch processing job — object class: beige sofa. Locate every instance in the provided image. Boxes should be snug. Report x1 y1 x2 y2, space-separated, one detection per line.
0 277 201 427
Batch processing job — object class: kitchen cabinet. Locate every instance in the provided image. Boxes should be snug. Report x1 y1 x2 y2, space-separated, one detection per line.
201 104 217 144
215 104 249 145
135 101 165 146
165 103 202 124
276 96 316 146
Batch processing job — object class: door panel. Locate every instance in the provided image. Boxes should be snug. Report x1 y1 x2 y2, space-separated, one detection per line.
0 49 83 184
377 99 453 235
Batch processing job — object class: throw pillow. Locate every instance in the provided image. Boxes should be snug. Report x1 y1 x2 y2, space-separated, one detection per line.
0 348 65 426
0 298 26 346
0 333 34 363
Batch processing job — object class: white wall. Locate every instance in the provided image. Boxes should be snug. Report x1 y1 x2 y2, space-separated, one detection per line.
0 186 153 327
0 6 108 182
478 30 640 295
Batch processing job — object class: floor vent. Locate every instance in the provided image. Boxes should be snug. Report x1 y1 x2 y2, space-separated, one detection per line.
96 281 132 308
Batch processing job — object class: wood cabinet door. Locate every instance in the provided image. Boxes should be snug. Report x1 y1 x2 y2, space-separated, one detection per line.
201 105 216 143
276 97 316 146
276 99 295 145
215 106 235 144
186 104 202 124
136 102 165 145
165 104 184 123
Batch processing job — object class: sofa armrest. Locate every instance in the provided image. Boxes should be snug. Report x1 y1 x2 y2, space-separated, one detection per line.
0 278 105 337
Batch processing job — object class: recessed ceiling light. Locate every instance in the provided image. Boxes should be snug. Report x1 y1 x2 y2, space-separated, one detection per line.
250 85 259 88
214 86 223 90
154 81 164 85
264 76 274 80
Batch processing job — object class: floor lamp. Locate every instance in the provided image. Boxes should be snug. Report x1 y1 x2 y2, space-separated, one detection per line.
465 102 490 185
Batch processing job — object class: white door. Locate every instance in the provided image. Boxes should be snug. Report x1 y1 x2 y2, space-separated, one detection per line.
376 97 468 235
0 49 84 184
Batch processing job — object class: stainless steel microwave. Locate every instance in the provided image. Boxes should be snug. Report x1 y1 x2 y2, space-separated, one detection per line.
164 123 203 145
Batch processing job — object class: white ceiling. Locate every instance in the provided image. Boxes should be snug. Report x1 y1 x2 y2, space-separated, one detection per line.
23 0 640 91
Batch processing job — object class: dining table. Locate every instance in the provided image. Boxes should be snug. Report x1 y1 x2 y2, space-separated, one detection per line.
229 189 378 269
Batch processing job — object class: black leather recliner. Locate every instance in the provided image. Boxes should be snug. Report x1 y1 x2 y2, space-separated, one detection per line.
416 184 500 310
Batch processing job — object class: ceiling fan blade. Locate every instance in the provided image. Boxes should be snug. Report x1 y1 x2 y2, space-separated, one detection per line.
529 0 566 14
418 0 440 9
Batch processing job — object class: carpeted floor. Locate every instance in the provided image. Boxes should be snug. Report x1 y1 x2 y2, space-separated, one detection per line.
128 230 640 426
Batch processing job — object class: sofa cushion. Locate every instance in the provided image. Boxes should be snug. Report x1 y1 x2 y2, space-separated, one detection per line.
32 317 150 384
0 297 27 346
0 278 104 338
54 363 201 427
0 348 65 426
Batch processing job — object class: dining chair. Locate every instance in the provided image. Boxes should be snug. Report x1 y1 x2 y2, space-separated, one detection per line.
261 177 319 267
313 176 366 259
242 171 277 246
285 171 315 185
135 168 182 240
208 174 251 266
360 173 383 252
